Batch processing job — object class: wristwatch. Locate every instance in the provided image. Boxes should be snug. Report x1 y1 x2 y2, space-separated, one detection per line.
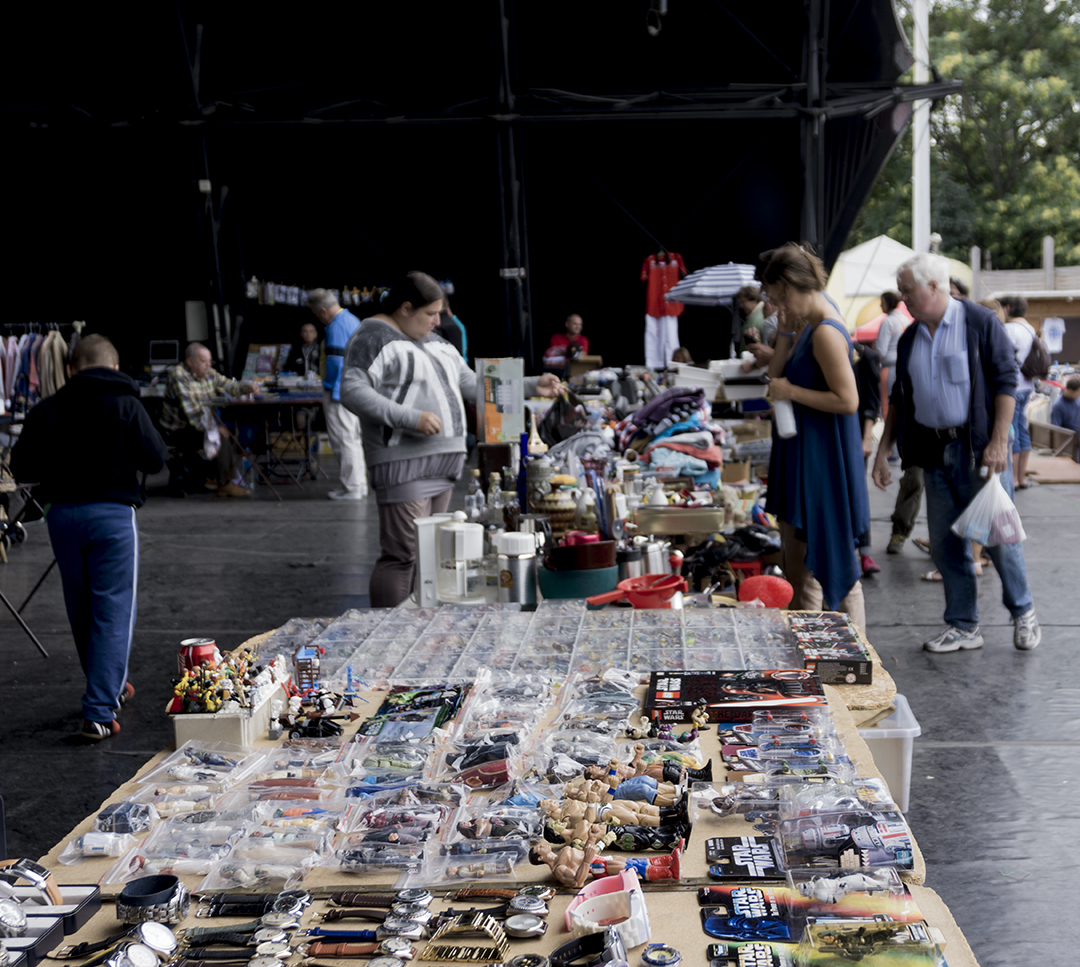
195 890 311 919
504 915 547 940
421 913 508 963
299 938 416 960
550 927 627 967
641 944 682 967
103 944 161 967
0 898 27 939
0 859 63 906
116 876 190 925
509 956 550 967
57 922 178 962
328 890 432 910
318 902 432 925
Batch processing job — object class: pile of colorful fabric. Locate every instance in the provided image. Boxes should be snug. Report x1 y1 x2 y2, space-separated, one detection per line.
614 386 725 488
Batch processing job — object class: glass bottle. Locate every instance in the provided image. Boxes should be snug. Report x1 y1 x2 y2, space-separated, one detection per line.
464 468 485 522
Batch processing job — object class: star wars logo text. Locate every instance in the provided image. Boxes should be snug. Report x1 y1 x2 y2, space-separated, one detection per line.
730 840 776 877
737 943 775 967
731 887 769 918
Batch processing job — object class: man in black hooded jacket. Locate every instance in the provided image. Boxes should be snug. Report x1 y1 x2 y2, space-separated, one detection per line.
11 334 167 741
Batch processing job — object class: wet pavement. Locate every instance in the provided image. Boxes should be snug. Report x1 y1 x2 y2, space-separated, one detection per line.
1 465 1076 966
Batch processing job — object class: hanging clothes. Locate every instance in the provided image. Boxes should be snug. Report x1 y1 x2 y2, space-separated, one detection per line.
641 251 687 318
641 252 687 369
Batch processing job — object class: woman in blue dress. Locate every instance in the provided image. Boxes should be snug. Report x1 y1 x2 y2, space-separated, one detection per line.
759 244 870 632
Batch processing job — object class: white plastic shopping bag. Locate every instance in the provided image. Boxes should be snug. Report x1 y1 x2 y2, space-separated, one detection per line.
951 472 1026 546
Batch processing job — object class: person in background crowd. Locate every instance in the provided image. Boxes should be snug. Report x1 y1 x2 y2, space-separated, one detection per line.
759 243 869 633
950 277 969 299
160 343 256 497
544 313 590 377
437 294 469 365
853 344 882 577
998 294 1038 489
340 271 560 607
979 298 1006 323
874 291 908 397
671 346 693 364
1050 375 1080 433
10 335 167 741
735 285 766 355
309 288 367 500
283 321 323 380
872 253 1040 653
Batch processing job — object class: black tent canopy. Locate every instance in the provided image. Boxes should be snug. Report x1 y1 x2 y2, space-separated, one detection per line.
3 2 954 368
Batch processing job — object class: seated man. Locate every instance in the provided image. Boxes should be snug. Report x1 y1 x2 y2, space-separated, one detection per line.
282 322 324 380
160 342 256 497
543 313 590 375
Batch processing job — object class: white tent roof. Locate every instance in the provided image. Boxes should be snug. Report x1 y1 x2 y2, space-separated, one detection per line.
837 235 914 297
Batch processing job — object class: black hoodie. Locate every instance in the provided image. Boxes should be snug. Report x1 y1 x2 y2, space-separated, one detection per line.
11 367 168 507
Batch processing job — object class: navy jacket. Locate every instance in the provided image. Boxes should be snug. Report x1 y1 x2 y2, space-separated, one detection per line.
11 368 168 507
890 299 1017 468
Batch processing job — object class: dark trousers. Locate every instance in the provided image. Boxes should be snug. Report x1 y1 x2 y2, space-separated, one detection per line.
48 503 138 723
371 489 454 608
166 426 237 487
890 465 925 538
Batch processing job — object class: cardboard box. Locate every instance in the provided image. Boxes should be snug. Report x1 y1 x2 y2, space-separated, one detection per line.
476 357 525 443
721 459 751 484
171 680 288 748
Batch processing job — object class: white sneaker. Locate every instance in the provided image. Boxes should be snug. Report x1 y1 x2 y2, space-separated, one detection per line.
1013 609 1041 650
923 625 984 653
328 489 366 501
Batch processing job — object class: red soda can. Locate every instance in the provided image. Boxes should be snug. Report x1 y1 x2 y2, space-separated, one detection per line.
178 637 219 675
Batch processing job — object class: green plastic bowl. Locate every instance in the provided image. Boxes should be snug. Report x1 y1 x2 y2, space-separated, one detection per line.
537 564 619 600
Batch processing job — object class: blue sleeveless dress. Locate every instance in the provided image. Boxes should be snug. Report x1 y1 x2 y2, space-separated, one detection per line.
766 318 870 609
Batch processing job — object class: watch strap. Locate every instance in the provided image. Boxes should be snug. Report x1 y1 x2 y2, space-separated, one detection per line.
191 950 257 961
52 934 126 959
184 921 264 941
175 961 253 967
305 942 379 958
319 909 385 923
551 934 606 967
185 933 258 948
0 859 64 906
451 887 517 901
329 893 394 908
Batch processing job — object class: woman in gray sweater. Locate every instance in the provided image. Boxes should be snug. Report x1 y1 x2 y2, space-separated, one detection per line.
340 271 558 606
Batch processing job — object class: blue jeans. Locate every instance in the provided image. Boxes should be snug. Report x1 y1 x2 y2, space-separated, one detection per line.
923 441 1033 630
47 503 139 723
1011 390 1031 453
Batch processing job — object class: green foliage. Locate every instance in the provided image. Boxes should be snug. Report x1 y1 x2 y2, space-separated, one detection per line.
845 0 1080 267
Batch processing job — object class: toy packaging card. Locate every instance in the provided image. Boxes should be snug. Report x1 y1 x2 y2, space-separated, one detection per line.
645 670 828 724
699 884 793 942
707 940 796 967
797 920 943 965
788 612 873 685
705 836 785 880
774 811 915 871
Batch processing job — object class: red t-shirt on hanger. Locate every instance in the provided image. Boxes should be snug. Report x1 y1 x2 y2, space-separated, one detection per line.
641 252 688 317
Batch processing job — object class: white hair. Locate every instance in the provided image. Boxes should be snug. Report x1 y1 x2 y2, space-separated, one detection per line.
897 253 950 290
307 288 339 312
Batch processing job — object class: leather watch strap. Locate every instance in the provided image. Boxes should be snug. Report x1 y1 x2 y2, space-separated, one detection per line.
305 942 379 958
185 933 258 948
329 893 395 908
319 909 386 923
191 950 257 961
175 961 252 967
184 921 264 940
0 858 64 906
451 887 517 901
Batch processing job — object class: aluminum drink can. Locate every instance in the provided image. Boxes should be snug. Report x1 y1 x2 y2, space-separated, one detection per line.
179 637 219 675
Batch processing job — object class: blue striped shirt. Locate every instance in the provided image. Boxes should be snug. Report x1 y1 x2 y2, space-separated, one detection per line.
909 296 970 428
323 308 361 400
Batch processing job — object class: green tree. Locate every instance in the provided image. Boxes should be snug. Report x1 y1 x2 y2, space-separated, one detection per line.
845 0 1080 267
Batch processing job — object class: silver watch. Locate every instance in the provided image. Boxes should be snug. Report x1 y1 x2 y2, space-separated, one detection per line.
116 881 190 925
0 899 27 939
0 859 58 906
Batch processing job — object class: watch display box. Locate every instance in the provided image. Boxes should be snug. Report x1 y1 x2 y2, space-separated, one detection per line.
2 914 64 967
11 884 101 935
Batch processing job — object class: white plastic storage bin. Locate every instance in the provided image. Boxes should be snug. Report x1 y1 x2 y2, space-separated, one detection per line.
671 364 722 393
857 693 921 813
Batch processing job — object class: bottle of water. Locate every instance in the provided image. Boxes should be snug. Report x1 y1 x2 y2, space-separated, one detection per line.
774 399 797 438
464 468 485 522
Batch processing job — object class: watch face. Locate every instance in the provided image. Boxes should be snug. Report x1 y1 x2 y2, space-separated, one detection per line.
368 958 405 967
378 919 424 940
252 928 287 945
254 941 291 959
117 943 159 967
134 921 177 954
260 912 299 930
642 944 682 967
0 897 28 938
380 938 413 955
508 895 548 916
249 957 285 967
389 902 431 923
509 956 550 967
394 889 432 908
175 887 191 921
504 914 547 939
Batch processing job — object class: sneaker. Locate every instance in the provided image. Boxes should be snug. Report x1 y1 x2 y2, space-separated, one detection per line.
886 534 906 555
923 625 984 653
1013 609 1041 650
861 554 881 576
219 482 251 497
328 489 366 500
116 682 135 709
81 719 120 741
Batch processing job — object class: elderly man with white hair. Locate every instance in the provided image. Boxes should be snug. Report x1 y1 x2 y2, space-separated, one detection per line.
871 253 1040 653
